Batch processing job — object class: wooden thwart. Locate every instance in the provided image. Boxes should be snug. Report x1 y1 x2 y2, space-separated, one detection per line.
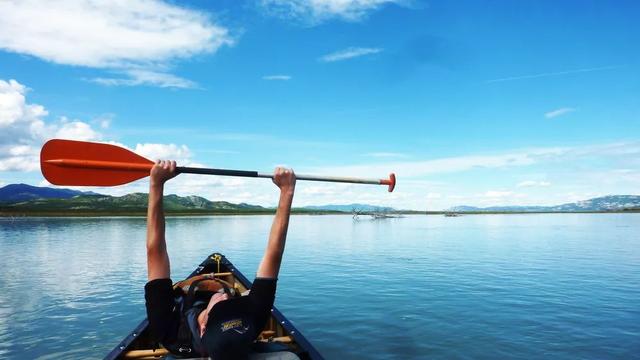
259 336 294 344
122 348 169 359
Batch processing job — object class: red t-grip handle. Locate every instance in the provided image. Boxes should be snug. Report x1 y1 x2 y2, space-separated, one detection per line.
380 173 396 192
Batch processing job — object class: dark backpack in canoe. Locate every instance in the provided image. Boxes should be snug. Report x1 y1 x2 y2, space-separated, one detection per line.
163 274 239 357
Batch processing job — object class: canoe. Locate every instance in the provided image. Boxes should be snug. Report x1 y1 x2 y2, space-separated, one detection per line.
105 252 323 360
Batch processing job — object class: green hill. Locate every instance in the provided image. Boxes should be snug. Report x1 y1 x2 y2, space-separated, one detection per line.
0 193 271 216
0 184 383 216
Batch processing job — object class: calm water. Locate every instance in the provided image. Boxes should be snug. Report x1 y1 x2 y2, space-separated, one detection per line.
0 214 638 359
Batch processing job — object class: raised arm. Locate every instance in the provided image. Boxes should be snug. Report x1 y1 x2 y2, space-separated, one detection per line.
257 167 296 279
146 160 177 281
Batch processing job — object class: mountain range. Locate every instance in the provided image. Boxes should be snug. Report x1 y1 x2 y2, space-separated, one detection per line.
0 184 389 214
0 184 267 214
448 195 640 212
1 184 638 214
0 183 98 202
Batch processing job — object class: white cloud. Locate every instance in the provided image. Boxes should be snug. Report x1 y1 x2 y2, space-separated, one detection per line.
300 184 345 196
545 107 576 119
426 192 441 199
259 0 404 23
0 79 202 174
320 47 383 62
55 117 103 141
262 75 292 81
157 176 270 205
517 180 551 188
94 115 113 130
483 190 514 198
302 142 640 210
290 182 402 207
0 80 46 127
0 0 233 88
444 191 528 208
0 79 105 171
134 143 193 164
0 147 40 172
4 80 638 211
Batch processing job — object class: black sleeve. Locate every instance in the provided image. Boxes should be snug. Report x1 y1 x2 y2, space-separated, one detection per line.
144 278 179 344
248 277 277 330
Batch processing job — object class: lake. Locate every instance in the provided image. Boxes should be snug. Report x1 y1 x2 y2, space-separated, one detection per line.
0 214 638 359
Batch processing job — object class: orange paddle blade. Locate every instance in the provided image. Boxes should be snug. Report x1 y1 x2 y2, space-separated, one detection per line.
41 139 154 186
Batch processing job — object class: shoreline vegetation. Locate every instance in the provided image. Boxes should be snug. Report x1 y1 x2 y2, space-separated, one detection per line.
1 184 639 217
1 209 639 217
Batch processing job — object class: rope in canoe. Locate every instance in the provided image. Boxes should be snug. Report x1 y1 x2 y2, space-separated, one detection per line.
212 254 222 273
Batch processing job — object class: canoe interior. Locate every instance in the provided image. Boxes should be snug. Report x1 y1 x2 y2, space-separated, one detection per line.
105 253 322 360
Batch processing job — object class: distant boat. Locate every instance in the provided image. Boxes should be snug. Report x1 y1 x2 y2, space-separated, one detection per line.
370 212 403 219
444 213 461 217
352 209 403 220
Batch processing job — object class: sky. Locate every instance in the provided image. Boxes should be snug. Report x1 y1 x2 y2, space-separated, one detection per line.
0 0 638 210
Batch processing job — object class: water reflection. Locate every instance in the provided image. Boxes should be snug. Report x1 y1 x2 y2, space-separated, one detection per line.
0 214 639 359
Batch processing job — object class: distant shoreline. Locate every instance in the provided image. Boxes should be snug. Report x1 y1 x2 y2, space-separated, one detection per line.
3 185 639 216
1 209 638 217
0 209 339 217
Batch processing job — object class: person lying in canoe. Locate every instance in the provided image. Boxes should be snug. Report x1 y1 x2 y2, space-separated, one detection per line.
144 160 296 359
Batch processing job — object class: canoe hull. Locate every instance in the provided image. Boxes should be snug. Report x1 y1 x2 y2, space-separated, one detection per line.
105 252 323 360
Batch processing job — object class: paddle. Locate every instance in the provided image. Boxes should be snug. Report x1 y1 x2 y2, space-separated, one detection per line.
40 139 396 192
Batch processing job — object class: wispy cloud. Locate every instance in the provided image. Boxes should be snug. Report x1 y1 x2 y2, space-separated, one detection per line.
545 107 577 119
259 0 404 24
97 141 640 210
0 0 233 88
486 65 623 83
517 180 551 188
9 135 640 211
364 152 408 158
115 128 346 149
310 142 640 179
483 190 515 198
262 75 292 81
90 70 200 89
319 47 383 62
192 149 239 155
312 147 567 178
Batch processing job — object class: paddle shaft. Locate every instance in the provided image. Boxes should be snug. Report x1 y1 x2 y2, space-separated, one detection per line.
46 159 393 188
181 166 384 185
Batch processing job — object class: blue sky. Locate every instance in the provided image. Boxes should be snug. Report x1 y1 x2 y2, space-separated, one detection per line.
0 0 638 210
